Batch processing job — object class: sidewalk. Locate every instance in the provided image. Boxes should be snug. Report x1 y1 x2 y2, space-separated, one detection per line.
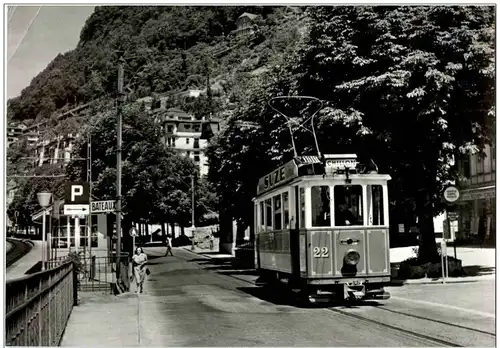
6 240 42 281
390 246 496 268
60 292 140 347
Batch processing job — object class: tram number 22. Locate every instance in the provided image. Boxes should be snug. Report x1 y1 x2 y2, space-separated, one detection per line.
313 247 329 258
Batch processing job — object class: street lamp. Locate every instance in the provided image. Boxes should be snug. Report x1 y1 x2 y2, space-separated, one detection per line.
37 192 52 271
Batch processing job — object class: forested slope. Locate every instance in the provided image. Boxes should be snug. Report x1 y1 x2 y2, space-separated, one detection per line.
7 6 305 123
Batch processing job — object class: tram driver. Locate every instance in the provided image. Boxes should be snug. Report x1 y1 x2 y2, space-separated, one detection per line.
336 200 358 226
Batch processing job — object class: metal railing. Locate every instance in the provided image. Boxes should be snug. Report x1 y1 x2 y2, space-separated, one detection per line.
46 253 131 294
5 261 76 346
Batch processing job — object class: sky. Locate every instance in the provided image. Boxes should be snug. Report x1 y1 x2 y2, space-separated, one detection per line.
7 5 95 100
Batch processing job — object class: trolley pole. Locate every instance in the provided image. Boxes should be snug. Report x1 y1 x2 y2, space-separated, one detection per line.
116 57 125 279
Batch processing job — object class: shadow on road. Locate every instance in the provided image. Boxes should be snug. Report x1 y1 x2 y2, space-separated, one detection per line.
237 285 385 309
462 265 495 276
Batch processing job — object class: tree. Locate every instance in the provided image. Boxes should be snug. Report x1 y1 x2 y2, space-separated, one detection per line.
293 6 494 261
7 165 66 231
66 102 216 246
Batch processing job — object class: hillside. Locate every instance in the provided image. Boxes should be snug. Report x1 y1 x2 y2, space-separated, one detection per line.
7 6 307 124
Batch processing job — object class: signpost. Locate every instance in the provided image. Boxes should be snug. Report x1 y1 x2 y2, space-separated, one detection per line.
63 182 90 216
442 185 460 283
64 182 90 250
63 204 90 215
91 200 116 214
130 227 137 254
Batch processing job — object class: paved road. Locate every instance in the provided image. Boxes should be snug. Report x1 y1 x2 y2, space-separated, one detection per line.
61 247 495 347
6 240 41 281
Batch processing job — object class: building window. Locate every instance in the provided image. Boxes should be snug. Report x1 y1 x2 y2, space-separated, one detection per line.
194 154 200 162
492 144 496 172
476 154 484 174
193 126 200 132
194 139 200 148
461 157 471 178
186 138 190 144
185 124 191 130
167 125 173 132
186 151 191 157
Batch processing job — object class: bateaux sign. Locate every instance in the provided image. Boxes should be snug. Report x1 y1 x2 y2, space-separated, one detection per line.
257 160 299 196
91 200 116 214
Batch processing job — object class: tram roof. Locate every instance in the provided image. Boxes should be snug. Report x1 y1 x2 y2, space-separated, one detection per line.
255 154 391 198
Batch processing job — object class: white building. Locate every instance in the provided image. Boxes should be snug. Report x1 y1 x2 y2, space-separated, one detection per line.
155 107 220 176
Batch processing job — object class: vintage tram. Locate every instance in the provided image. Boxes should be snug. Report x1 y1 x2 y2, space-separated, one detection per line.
253 97 392 303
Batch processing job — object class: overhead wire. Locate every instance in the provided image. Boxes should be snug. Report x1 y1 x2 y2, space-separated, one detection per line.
8 5 42 64
8 6 17 22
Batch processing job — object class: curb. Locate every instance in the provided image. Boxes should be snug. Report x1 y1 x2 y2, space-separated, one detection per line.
402 276 495 285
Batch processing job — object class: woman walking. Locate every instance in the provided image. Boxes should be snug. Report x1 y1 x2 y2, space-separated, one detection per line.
132 247 148 293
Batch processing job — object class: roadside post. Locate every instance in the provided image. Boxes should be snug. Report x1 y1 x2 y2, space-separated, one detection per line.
130 227 137 253
442 186 460 283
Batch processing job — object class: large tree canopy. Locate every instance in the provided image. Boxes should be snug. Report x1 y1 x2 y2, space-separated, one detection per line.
206 5 495 261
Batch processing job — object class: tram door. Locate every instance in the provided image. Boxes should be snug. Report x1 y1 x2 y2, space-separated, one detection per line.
290 186 301 279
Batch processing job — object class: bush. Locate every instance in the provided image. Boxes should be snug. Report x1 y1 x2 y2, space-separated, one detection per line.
397 255 465 279
172 234 192 247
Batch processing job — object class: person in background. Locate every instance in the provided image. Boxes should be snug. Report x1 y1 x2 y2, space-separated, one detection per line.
165 234 173 256
132 247 148 293
209 232 215 250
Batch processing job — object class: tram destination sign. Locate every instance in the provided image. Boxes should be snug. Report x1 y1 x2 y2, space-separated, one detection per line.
324 154 358 172
91 200 116 214
257 159 299 196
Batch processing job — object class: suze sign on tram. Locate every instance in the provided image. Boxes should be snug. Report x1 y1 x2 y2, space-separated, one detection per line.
257 160 299 195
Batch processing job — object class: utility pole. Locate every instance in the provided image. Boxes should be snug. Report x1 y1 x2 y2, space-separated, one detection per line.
87 135 92 258
116 57 125 280
191 175 195 228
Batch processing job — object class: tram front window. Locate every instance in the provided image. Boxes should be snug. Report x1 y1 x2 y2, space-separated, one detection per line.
311 186 331 227
334 185 363 226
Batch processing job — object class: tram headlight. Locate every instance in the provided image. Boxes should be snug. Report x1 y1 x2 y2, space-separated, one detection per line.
344 250 360 266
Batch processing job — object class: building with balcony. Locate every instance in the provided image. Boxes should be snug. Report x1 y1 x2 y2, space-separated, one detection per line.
456 143 496 245
7 123 28 147
156 108 221 176
35 134 77 167
231 12 260 38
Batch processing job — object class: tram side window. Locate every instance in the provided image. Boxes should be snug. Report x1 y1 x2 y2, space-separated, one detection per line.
265 199 273 231
371 185 385 225
260 202 265 232
311 186 331 227
334 185 363 226
274 195 282 230
283 192 290 228
299 188 305 228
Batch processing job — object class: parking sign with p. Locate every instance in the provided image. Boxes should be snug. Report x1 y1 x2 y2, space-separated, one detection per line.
65 182 90 204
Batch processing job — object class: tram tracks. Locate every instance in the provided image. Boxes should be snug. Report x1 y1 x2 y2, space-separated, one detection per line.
369 305 495 337
183 250 495 347
328 306 461 347
6 238 32 268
